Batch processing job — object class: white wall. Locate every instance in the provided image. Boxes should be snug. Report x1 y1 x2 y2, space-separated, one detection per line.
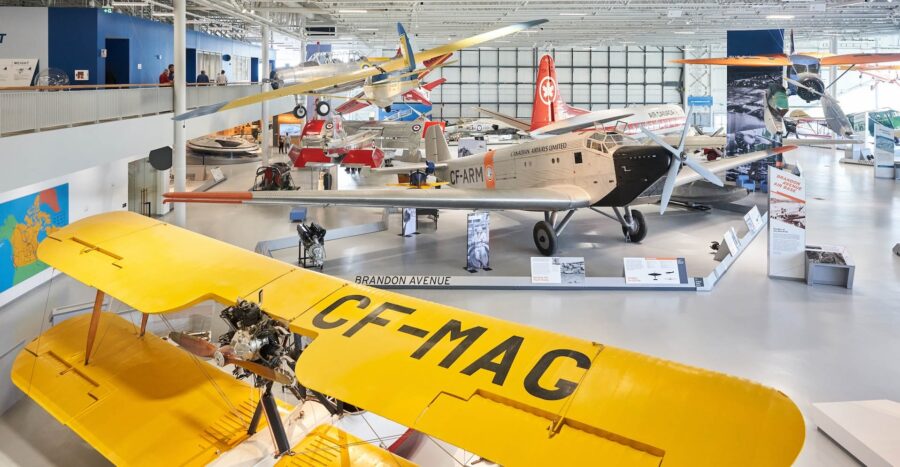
0 159 127 414
0 7 49 69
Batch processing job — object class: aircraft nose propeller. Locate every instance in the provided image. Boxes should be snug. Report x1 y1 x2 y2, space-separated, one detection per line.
639 106 723 214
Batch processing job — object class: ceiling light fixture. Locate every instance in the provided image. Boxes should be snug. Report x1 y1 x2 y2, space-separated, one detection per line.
338 9 367 13
559 13 586 16
674 31 696 34
766 14 795 19
151 11 174 16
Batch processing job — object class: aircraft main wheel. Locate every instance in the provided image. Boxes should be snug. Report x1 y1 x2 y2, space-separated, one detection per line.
293 105 307 119
533 221 558 256
316 101 331 116
621 209 647 243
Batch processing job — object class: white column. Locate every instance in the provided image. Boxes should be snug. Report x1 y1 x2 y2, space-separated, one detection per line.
828 36 838 98
261 22 272 165
173 0 187 226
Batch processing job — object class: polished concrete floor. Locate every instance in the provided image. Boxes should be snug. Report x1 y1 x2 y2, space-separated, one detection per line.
2 146 898 466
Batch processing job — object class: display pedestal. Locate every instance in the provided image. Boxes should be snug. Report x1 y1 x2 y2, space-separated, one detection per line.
811 400 900 467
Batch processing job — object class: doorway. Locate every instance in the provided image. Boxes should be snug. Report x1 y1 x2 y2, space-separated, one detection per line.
128 158 158 217
104 38 130 85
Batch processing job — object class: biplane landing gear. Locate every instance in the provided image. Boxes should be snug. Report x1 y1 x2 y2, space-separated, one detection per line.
248 381 291 457
533 210 576 256
292 104 306 119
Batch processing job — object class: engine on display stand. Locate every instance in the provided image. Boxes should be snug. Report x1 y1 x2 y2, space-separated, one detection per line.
298 221 327 269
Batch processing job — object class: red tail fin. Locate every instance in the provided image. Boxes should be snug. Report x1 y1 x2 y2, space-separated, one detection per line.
529 54 588 131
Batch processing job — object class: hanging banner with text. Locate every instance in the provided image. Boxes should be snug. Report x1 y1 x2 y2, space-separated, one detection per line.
768 167 806 280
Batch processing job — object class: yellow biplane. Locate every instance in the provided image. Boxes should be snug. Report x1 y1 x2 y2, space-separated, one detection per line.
13 212 805 466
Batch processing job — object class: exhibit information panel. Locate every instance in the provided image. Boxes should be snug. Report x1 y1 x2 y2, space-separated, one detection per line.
466 212 490 271
873 122 895 179
768 167 806 280
0 58 38 86
623 257 688 285
530 257 585 284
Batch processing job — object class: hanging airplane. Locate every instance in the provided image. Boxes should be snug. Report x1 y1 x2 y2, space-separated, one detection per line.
166 109 795 256
671 31 900 137
334 54 452 115
175 20 546 121
14 211 806 466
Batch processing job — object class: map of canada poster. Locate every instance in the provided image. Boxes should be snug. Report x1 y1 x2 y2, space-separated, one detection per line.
0 184 69 293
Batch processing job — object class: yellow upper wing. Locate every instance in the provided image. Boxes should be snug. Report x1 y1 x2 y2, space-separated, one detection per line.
671 56 792 67
34 212 805 466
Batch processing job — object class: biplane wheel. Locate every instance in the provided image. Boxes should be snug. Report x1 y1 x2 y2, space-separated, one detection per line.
316 100 331 116
621 209 647 243
292 105 307 119
533 221 557 256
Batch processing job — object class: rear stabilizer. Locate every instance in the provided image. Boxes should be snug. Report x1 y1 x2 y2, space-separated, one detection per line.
530 54 588 131
424 125 453 163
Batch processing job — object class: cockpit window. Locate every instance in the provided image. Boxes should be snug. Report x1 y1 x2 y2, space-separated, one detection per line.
808 63 819 74
793 64 807 74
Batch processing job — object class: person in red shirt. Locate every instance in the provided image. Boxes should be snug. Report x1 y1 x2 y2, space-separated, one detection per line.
159 64 174 84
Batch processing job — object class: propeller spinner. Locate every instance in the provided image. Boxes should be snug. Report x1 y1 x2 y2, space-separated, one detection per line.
639 106 723 214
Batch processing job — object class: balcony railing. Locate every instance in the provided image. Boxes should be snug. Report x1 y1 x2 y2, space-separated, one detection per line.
0 83 265 137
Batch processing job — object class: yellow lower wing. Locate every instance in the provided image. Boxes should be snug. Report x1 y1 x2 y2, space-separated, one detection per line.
29 212 805 466
12 312 272 466
277 424 416 467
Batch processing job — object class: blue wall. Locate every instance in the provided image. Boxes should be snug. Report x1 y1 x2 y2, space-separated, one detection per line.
48 8 273 85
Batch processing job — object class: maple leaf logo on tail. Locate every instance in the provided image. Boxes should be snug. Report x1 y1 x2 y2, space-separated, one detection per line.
538 76 557 105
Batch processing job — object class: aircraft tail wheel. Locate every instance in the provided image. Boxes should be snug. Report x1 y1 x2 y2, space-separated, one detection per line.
292 105 307 119
621 209 647 243
316 101 331 116
533 221 558 256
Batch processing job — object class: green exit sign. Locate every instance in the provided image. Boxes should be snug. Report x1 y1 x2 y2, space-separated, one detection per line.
102 7 113 13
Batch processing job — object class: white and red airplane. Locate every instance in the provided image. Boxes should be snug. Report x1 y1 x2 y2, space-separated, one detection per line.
477 54 688 139
335 53 452 115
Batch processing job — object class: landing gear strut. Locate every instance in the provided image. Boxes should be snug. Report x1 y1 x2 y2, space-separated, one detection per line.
591 206 647 243
533 210 576 256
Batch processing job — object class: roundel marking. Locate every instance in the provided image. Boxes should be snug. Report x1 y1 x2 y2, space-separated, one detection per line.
412 124 422 132
325 122 334 130
538 76 557 105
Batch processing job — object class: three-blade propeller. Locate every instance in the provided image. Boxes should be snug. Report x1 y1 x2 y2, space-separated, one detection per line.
168 331 292 385
640 106 724 214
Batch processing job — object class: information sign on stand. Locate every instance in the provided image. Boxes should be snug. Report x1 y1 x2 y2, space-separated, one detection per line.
873 122 895 179
0 59 39 86
465 212 490 272
768 167 807 280
530 257 585 284
623 257 688 285
400 208 417 237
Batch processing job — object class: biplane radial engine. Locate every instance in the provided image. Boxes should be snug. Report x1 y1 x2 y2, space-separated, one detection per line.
13 212 805 466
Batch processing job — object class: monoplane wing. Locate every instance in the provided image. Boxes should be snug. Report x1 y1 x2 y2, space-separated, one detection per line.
175 20 547 120
675 146 796 186
819 53 900 66
474 107 531 131
671 56 792 66
165 185 594 211
530 111 634 136
26 212 806 466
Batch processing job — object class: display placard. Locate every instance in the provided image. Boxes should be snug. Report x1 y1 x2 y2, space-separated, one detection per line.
529 257 585 284
873 122 895 179
623 257 688 284
74 70 89 81
465 211 490 271
0 58 39 86
400 208 417 237
768 167 806 280
743 205 764 232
